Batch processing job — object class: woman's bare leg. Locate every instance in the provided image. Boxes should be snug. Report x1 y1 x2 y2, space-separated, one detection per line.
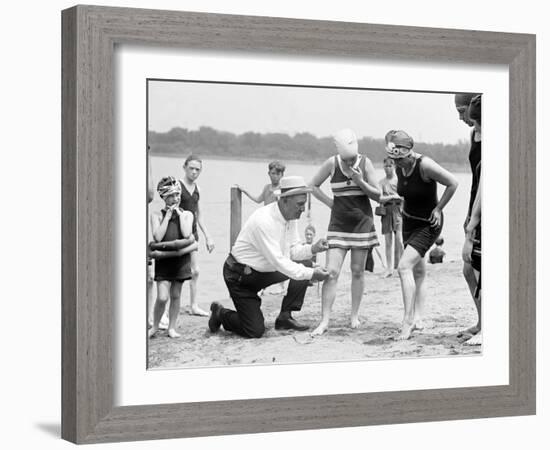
396 246 422 340
311 248 347 336
350 248 368 328
394 230 404 270
458 263 481 336
412 257 430 329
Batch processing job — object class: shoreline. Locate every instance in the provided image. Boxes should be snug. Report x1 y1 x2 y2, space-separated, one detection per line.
151 152 470 172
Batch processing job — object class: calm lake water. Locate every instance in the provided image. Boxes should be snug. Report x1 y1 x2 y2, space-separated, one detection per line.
149 156 471 302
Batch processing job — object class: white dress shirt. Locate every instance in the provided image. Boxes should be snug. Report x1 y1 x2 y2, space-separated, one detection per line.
231 202 314 280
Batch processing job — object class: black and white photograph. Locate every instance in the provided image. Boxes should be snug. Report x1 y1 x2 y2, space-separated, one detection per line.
146 80 482 369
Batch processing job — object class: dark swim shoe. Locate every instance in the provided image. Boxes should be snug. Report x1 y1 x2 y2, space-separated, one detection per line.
208 302 224 333
275 316 309 332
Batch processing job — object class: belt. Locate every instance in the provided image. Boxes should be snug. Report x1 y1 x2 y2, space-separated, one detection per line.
226 253 253 275
402 210 432 223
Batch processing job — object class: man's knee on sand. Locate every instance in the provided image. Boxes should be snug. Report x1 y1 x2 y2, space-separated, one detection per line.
243 321 265 339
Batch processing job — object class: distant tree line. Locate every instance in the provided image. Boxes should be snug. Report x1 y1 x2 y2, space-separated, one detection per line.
148 127 470 167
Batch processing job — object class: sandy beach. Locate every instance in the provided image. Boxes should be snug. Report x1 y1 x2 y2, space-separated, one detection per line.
148 259 480 369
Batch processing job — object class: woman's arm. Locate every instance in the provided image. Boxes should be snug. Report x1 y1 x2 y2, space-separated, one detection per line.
462 175 481 263
350 157 381 201
151 210 171 242
309 158 334 208
465 173 482 237
421 157 459 227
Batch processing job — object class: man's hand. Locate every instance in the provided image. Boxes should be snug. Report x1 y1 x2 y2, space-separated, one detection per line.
311 267 330 282
311 238 329 254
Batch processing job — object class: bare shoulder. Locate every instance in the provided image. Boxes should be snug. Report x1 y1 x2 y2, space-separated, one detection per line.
419 155 439 172
361 154 375 169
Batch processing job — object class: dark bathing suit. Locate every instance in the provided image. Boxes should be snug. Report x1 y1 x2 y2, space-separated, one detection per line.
179 180 199 241
154 209 192 282
468 133 482 295
396 156 442 258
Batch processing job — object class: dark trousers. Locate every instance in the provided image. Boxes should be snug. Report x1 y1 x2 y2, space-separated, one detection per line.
220 254 311 338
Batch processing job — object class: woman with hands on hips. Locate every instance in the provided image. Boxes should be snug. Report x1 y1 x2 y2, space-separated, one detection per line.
385 130 458 340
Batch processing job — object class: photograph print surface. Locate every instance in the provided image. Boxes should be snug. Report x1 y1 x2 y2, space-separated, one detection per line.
146 79 482 369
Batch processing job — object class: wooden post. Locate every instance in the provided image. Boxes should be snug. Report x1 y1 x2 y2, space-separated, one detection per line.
230 186 242 248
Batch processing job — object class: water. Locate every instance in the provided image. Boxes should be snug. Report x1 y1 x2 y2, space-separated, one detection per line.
149 156 471 302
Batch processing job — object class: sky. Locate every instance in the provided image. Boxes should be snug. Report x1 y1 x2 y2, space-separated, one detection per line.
148 80 470 145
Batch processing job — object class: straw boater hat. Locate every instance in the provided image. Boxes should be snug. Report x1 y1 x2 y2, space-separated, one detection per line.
279 176 312 198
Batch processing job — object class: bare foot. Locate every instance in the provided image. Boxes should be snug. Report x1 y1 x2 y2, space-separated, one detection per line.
350 317 361 329
189 306 209 317
311 323 329 336
457 325 480 338
463 331 483 346
168 328 181 338
148 327 159 338
397 322 415 341
159 316 169 330
413 319 434 331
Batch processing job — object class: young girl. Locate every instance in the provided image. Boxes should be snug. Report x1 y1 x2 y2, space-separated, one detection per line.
149 177 197 338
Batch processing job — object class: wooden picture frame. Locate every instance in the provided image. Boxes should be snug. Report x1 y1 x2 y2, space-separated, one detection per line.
61 5 536 444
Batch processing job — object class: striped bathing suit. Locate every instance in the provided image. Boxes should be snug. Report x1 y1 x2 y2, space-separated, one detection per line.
327 155 379 250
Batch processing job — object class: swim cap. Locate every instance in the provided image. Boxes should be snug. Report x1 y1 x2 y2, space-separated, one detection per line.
157 176 181 199
468 95 482 124
385 130 414 159
454 93 477 107
333 128 358 159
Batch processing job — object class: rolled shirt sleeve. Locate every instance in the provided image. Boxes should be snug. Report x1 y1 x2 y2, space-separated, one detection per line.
250 224 314 281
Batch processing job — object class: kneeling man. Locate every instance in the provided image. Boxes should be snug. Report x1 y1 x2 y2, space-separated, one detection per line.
209 176 330 338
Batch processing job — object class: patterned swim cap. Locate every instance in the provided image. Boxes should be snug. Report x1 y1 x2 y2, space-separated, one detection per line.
384 130 414 159
157 176 181 199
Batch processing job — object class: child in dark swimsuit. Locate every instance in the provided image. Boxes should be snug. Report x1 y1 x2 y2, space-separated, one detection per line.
149 177 197 338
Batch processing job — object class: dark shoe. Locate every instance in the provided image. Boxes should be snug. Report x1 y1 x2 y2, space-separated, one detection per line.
275 316 309 332
208 302 224 333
